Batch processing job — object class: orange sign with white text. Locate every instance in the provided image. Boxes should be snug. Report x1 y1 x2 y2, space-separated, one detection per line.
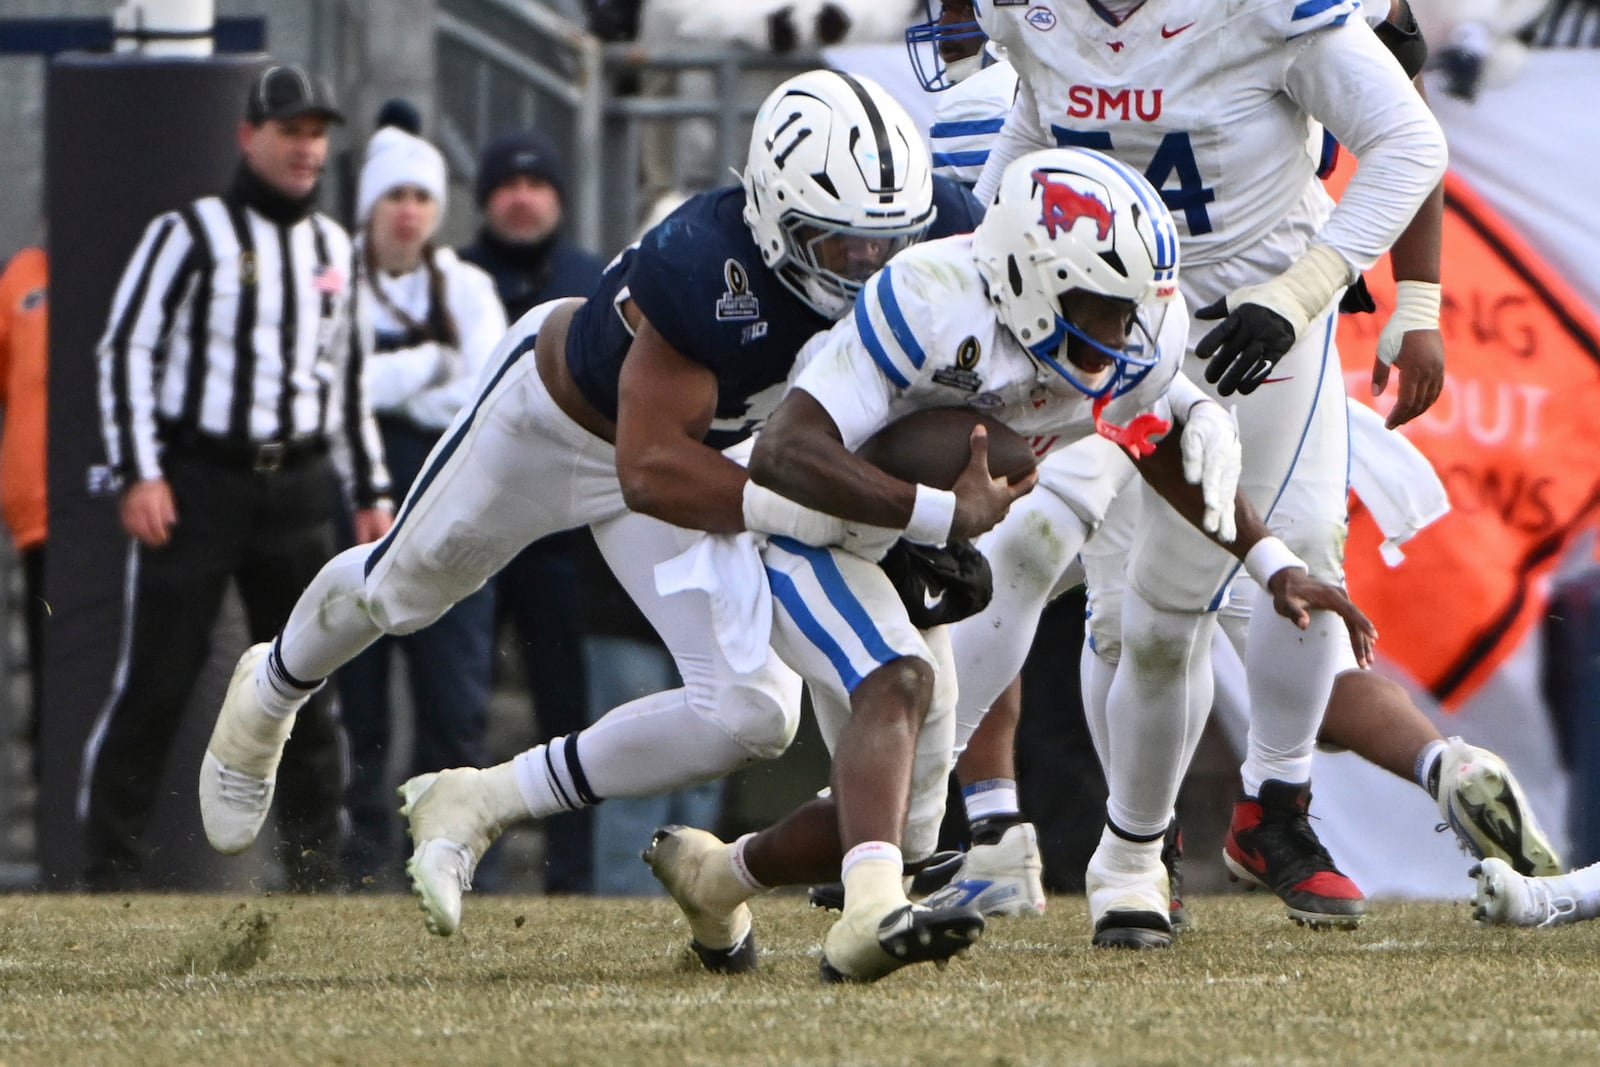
1333 168 1600 707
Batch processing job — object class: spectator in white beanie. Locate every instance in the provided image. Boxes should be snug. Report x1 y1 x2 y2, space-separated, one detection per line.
340 124 509 891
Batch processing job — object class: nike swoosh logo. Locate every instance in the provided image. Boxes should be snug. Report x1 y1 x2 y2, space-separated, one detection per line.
923 588 946 611
1161 21 1195 37
1259 375 1294 385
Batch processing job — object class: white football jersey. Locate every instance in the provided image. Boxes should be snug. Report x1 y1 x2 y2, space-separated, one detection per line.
930 61 1019 188
975 0 1445 305
789 235 1188 460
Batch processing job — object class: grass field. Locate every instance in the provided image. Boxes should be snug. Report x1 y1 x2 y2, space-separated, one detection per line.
1 891 1596 1066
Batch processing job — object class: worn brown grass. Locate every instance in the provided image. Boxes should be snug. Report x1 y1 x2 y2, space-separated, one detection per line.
1 892 1596 1066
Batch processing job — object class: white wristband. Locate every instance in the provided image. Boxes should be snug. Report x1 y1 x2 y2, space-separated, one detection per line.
1244 536 1307 587
1378 280 1442 366
741 481 848 545
904 484 957 545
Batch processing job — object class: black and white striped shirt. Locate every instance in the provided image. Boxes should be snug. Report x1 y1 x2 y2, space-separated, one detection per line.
1522 0 1600 48
97 186 391 505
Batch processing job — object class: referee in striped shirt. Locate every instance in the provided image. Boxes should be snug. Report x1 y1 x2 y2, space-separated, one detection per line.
84 65 394 891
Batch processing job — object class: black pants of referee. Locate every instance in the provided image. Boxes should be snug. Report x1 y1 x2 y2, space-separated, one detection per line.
82 448 346 891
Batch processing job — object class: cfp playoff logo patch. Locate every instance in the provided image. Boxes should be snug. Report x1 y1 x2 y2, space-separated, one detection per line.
933 336 984 393
715 259 762 322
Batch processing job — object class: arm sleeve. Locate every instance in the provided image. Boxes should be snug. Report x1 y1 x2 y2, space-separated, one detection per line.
96 212 196 482
971 75 1051 204
1285 19 1448 272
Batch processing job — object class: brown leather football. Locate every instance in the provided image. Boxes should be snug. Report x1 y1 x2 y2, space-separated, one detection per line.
856 407 1038 490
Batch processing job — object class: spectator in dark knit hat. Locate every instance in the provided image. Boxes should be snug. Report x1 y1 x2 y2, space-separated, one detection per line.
457 131 605 894
459 131 603 320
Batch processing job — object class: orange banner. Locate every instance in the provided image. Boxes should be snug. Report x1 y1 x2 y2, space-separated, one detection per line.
1331 166 1600 707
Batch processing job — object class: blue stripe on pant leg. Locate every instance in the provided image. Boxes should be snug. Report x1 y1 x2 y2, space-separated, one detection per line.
769 535 905 667
767 566 864 692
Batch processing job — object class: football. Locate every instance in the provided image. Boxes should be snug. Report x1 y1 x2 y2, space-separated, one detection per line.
856 407 1037 490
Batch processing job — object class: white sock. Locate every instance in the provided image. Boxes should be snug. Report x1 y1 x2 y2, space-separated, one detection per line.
728 833 768 893
841 842 906 913
257 640 320 720
963 779 1020 824
510 737 593 818
1415 739 1448 797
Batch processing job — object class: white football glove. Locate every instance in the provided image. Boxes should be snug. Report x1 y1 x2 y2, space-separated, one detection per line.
1179 400 1240 543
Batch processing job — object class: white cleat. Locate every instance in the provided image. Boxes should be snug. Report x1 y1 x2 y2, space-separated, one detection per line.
920 823 1047 918
199 644 295 854
642 826 757 974
1439 738 1563 877
819 898 984 983
399 769 507 937
1472 857 1579 927
1086 834 1173 950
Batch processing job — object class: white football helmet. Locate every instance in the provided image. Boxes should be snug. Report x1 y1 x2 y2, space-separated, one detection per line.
743 69 935 320
972 147 1180 398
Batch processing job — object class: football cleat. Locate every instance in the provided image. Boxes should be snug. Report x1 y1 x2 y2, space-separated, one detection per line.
1162 820 1191 933
919 823 1046 918
1223 779 1365 929
1086 832 1173 950
399 768 510 937
642 825 758 974
819 900 984 983
199 644 294 854
1437 738 1562 877
1471 857 1580 927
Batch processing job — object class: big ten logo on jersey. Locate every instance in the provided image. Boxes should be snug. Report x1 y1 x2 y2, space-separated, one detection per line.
716 259 762 323
1065 86 1162 122
934 336 984 393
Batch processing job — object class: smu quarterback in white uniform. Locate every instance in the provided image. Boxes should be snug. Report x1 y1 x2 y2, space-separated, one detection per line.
644 149 1370 980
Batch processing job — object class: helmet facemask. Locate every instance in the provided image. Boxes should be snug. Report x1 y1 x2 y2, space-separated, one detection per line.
905 1 989 92
777 217 929 320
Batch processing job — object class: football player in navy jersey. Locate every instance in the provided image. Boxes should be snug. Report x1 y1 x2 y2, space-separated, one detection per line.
195 68 985 935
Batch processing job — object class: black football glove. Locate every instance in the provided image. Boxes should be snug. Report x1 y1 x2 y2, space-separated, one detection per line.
881 538 994 629
1193 243 1355 397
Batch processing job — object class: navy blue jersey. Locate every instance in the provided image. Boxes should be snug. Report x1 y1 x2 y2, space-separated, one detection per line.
564 176 985 451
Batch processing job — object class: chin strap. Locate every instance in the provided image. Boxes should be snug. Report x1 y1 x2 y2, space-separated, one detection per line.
1093 394 1170 459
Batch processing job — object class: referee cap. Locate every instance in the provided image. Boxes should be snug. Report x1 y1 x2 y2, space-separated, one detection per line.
246 65 345 125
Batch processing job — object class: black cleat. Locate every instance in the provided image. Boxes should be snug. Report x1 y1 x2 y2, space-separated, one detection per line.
1092 908 1174 950
689 928 758 975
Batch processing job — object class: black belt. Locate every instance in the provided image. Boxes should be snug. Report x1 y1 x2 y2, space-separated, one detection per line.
159 423 328 474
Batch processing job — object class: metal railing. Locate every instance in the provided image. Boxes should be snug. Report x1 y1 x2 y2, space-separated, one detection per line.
437 0 818 256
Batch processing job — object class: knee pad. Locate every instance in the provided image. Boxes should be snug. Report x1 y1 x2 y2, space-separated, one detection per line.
1085 582 1123 665
979 496 1086 596
691 668 803 762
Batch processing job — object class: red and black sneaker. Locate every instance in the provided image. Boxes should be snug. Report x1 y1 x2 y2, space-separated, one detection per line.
1162 820 1190 933
1223 779 1365 929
